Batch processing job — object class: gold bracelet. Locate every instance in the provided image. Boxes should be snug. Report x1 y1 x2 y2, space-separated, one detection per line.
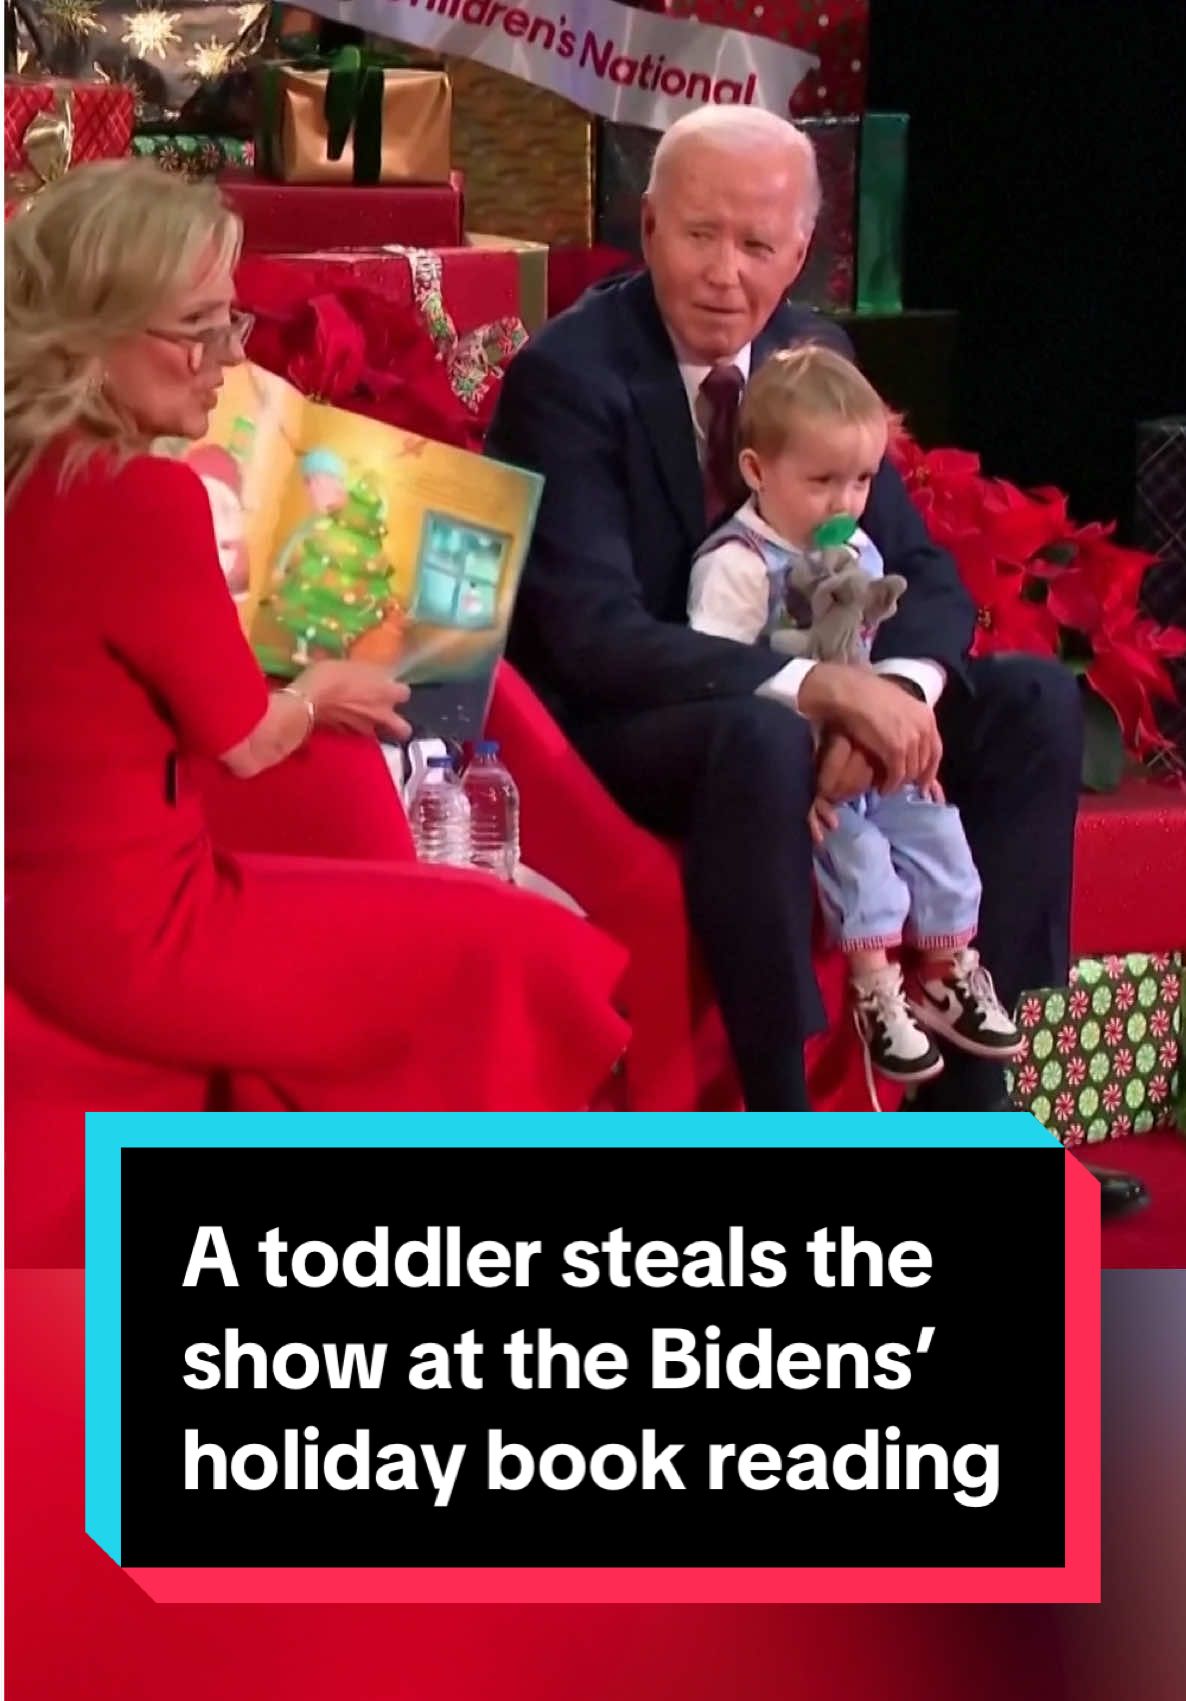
280 684 316 743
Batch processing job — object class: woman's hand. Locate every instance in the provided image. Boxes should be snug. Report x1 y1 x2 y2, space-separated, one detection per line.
295 661 413 741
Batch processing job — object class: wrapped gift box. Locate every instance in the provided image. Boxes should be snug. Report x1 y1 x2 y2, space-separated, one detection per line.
1135 416 1186 763
1014 775 1186 1144
655 0 869 118
596 116 856 310
1009 953 1183 1145
4 76 133 180
441 56 593 246
856 113 908 314
375 41 594 246
133 134 253 179
1071 775 1186 958
255 59 452 185
8 3 264 132
220 169 464 251
236 231 547 335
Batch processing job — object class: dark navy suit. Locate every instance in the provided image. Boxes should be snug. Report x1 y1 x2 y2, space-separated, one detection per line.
487 271 1082 1109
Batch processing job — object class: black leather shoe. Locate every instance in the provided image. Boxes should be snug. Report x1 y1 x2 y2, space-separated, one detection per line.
1085 1166 1149 1220
904 1089 1151 1218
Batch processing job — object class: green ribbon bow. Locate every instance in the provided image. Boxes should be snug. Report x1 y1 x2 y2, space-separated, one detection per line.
262 44 409 185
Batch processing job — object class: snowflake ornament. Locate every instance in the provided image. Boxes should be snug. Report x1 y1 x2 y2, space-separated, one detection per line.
42 0 100 39
189 40 237 79
122 10 183 60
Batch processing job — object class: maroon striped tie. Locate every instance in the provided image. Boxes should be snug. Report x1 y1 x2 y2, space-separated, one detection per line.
699 363 746 526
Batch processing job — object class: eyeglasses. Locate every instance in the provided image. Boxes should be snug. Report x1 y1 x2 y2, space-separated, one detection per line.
143 309 255 372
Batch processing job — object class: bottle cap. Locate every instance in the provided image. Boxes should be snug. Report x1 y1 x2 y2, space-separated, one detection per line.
812 515 859 549
474 740 499 756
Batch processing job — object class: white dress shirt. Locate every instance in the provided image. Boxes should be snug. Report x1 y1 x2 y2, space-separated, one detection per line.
677 346 945 712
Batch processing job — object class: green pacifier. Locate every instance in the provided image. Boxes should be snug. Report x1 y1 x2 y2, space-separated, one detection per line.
811 515 859 549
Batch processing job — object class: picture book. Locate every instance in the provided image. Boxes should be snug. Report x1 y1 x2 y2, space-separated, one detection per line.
155 362 543 746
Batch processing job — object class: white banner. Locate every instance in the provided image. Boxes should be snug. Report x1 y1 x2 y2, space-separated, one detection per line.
300 0 819 131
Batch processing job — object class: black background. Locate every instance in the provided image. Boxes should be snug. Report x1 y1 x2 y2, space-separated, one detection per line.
870 0 1186 529
121 1146 1065 1568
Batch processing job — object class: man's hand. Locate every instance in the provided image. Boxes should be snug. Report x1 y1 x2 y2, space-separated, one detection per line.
798 664 943 793
816 730 878 804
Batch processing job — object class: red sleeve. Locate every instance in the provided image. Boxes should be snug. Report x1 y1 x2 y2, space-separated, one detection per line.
96 456 269 757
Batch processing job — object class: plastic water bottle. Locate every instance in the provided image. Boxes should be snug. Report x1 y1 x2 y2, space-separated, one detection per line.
461 740 521 881
409 755 471 866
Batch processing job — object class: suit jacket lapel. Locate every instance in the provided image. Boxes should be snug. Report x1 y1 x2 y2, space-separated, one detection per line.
619 275 706 546
751 300 810 373
616 282 814 544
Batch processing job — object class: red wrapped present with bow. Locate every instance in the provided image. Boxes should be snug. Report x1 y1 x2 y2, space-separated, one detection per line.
4 77 133 210
235 247 529 452
220 169 465 252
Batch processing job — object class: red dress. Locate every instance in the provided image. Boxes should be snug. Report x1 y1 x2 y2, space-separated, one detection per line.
5 448 628 1110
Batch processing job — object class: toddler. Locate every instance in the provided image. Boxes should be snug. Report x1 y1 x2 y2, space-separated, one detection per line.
688 345 1023 1090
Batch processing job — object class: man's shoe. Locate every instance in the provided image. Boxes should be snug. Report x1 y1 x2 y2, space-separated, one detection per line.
1088 1167 1149 1220
905 1088 1151 1219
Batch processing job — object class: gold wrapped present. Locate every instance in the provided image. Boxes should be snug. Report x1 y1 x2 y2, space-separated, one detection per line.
465 233 549 333
376 48 592 245
256 50 452 185
449 59 592 245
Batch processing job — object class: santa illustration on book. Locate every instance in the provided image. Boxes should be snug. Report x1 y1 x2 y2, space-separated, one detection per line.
185 437 252 601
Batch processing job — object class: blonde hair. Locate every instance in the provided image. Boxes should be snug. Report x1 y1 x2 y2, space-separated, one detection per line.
739 344 895 458
5 159 241 494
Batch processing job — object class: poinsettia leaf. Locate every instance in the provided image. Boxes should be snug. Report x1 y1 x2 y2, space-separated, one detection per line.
1080 681 1127 793
1062 654 1092 675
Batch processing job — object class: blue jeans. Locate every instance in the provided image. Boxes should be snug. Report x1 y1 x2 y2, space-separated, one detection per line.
814 785 981 952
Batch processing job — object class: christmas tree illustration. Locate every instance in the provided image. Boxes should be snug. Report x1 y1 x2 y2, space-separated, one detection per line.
271 452 395 663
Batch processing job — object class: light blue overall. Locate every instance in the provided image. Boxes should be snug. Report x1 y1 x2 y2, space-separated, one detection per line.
693 514 981 952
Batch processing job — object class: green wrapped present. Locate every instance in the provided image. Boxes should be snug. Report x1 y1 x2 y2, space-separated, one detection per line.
1009 952 1183 1144
132 134 253 179
856 112 908 315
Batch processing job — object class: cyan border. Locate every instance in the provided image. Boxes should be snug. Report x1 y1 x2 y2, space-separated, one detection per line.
85 1109 1059 1564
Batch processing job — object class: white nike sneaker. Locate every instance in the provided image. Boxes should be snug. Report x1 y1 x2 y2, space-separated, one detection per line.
908 948 1025 1060
852 964 945 1086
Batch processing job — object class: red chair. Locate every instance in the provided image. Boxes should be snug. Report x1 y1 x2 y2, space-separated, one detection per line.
487 662 873 1113
488 664 1186 1113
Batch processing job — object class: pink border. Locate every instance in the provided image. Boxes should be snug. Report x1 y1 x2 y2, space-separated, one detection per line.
128 1154 1099 1606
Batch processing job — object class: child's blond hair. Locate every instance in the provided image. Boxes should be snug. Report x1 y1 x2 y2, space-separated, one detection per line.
739 343 897 458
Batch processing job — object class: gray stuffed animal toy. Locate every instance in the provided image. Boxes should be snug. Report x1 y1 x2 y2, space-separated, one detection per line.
769 535 908 664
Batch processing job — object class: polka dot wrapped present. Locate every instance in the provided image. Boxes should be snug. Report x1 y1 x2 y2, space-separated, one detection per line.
1009 954 1184 1145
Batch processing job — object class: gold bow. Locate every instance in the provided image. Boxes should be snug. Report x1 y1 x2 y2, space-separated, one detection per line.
6 89 75 211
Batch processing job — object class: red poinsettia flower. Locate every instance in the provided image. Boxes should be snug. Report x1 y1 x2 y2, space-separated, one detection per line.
1087 607 1186 761
949 535 1061 657
1027 523 1148 635
892 431 1186 782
